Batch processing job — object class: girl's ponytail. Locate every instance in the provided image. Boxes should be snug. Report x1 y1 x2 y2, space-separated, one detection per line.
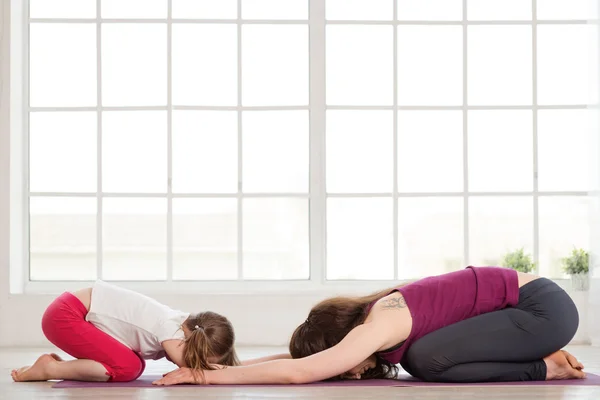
183 325 213 371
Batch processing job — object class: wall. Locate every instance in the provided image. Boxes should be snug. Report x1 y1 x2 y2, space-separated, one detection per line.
0 0 593 348
589 0 600 347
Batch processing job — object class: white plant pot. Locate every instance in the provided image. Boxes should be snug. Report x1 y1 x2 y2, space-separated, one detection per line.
570 273 589 292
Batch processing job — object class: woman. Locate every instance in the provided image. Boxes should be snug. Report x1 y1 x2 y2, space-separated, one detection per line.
153 266 586 385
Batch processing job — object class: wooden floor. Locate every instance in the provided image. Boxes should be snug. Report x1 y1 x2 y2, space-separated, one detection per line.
1 345 599 399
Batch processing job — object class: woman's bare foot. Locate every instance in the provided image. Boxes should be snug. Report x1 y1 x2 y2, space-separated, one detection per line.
562 350 584 370
544 351 586 380
11 354 58 382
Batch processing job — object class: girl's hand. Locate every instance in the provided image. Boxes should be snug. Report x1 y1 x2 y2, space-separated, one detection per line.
154 365 225 385
153 368 200 386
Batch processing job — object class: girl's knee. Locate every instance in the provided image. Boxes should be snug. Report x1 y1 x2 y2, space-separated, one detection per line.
110 355 145 382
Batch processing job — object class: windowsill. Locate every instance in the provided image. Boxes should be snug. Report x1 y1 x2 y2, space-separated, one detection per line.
13 277 579 297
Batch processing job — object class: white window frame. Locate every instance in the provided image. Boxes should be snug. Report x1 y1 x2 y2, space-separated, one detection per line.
8 0 593 295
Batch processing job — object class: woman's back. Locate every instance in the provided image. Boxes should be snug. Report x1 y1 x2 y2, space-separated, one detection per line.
372 266 519 364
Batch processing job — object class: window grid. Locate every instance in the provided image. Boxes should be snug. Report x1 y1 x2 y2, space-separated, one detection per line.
23 0 594 285
392 0 399 280
166 0 173 282
462 0 469 270
27 19 593 26
532 0 539 275
308 0 327 284
236 0 243 281
95 0 103 280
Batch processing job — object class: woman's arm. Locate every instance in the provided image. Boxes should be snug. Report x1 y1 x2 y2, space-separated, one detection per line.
153 322 389 385
241 353 292 366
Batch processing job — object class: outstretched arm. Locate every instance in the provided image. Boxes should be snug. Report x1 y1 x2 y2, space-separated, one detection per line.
153 322 389 385
241 353 292 366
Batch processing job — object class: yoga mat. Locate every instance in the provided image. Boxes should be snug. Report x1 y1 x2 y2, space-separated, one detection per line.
53 376 401 388
53 373 600 388
395 373 600 387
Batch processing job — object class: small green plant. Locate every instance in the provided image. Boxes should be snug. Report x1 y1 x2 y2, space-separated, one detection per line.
501 248 535 273
562 248 589 275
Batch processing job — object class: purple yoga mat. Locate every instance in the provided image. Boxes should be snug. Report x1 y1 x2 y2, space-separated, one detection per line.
53 376 401 388
53 373 600 389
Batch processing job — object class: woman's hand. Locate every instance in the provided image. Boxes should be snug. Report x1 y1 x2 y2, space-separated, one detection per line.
153 368 202 386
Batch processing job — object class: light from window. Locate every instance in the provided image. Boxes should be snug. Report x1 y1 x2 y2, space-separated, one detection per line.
26 0 598 282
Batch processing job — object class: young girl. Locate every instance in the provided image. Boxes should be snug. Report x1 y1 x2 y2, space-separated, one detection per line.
153 267 586 385
11 280 239 382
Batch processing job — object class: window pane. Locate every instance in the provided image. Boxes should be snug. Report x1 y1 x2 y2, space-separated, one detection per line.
172 111 237 193
30 24 96 107
30 112 97 193
173 199 237 280
101 0 167 18
539 197 590 278
243 198 309 279
243 111 308 193
242 25 308 106
468 111 533 191
102 24 167 106
537 0 598 20
103 199 166 280
30 198 96 281
327 198 393 280
326 111 393 193
172 24 236 106
102 111 167 193
538 110 591 191
397 0 462 20
468 26 532 105
326 0 393 20
398 111 463 192
30 0 95 18
398 198 463 279
467 0 531 20
172 0 237 19
397 26 462 105
469 197 533 266
242 0 308 19
327 26 393 106
538 25 597 105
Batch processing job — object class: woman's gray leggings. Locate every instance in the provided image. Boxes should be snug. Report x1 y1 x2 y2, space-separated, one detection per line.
402 278 579 382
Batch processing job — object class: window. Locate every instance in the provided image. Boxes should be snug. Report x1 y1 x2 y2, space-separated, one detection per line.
15 0 598 288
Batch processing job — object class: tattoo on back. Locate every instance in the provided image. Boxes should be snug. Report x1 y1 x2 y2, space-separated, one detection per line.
381 296 407 310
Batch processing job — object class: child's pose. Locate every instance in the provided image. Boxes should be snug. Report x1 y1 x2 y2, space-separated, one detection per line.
11 280 239 382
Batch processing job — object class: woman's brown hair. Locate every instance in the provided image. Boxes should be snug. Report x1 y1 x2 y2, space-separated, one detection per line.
183 311 240 374
289 287 402 380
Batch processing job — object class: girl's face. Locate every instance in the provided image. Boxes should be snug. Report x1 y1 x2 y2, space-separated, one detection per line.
343 354 377 380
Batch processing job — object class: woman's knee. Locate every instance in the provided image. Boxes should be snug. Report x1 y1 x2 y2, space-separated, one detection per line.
404 341 448 382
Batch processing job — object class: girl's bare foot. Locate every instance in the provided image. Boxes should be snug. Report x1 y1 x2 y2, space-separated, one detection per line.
11 354 58 382
544 351 586 380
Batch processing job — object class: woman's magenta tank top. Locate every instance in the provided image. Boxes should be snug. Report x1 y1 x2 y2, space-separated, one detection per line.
374 266 519 364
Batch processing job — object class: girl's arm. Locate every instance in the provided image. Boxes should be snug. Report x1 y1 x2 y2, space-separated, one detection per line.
153 322 389 385
162 340 187 368
241 353 292 366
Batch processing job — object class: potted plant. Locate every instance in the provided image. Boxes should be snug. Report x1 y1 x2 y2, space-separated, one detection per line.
562 248 589 291
501 248 535 273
